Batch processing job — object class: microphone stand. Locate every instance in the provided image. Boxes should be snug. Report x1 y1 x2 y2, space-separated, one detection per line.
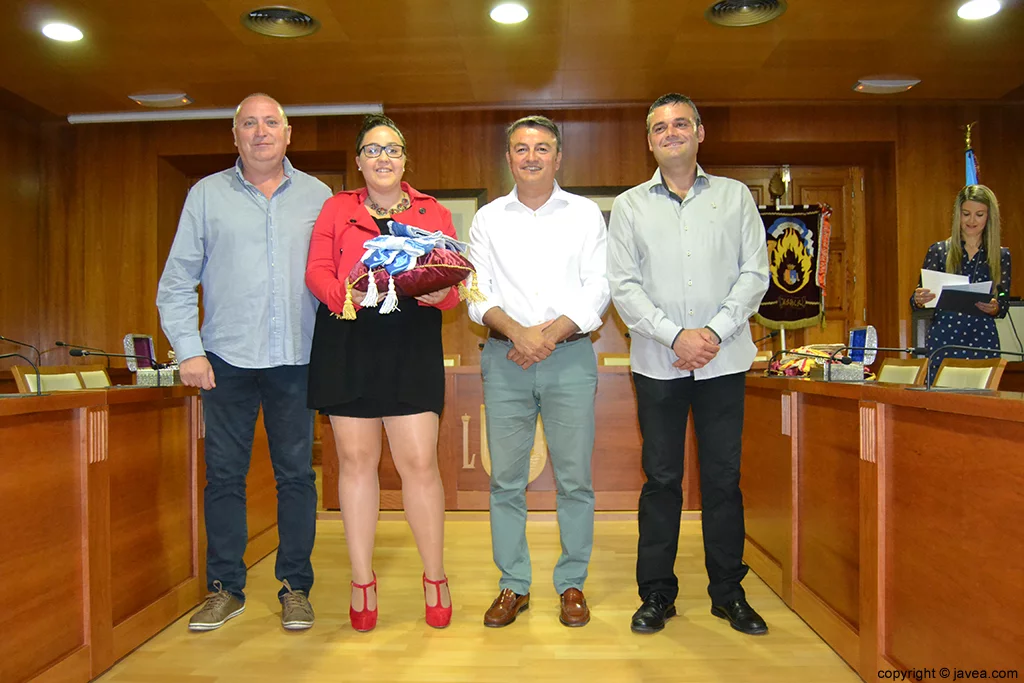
0 334 41 367
0 352 43 396
56 340 111 368
827 345 926 364
69 349 167 387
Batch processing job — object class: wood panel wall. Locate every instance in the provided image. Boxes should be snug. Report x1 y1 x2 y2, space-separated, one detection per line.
0 106 42 367
1 99 1021 371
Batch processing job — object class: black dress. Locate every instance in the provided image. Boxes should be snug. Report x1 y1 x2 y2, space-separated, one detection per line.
307 217 445 417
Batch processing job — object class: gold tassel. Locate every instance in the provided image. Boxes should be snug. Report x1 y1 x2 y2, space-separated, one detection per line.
466 271 486 303
457 281 470 301
341 280 357 320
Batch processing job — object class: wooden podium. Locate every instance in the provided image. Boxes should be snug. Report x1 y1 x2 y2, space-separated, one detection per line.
0 386 278 683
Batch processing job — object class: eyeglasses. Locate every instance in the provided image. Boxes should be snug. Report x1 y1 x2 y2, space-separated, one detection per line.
359 143 406 159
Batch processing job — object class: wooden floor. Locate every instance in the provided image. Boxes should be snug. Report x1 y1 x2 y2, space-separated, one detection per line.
95 516 860 683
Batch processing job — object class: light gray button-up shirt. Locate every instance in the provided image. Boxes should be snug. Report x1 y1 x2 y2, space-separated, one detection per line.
157 157 332 369
607 166 769 380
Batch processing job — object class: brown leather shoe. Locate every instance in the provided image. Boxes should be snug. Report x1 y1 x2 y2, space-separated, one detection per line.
559 587 590 627
483 589 530 627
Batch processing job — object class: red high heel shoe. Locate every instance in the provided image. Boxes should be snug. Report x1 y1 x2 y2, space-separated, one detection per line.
423 574 452 629
350 573 377 632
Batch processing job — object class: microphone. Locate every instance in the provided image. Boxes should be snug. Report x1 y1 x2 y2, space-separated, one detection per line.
0 352 43 396
923 344 1024 390
69 348 166 387
753 331 779 345
69 348 164 367
0 334 41 366
56 340 111 367
767 349 854 380
827 345 927 363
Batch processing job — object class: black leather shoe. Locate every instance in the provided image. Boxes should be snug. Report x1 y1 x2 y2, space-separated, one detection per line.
631 593 676 633
711 598 768 635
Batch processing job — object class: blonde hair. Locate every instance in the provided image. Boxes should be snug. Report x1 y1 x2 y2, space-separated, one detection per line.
947 184 1002 284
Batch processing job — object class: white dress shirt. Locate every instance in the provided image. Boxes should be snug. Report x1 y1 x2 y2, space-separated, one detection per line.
467 183 610 333
607 166 769 380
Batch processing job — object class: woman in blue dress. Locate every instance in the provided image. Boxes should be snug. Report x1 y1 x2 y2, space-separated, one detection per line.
912 184 1011 384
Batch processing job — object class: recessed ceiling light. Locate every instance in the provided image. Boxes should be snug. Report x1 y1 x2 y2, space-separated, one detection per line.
128 93 193 108
490 3 529 24
242 7 320 38
42 22 83 42
957 0 1001 20
705 0 787 28
853 77 921 95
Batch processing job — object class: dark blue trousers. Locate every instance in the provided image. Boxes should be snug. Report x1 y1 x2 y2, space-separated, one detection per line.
201 353 317 602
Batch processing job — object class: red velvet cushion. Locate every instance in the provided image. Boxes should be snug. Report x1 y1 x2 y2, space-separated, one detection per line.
349 248 474 298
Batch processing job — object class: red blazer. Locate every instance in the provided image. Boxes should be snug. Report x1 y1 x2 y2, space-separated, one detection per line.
306 182 462 314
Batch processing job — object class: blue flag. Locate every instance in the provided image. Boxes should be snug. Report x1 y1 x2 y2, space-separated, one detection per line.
966 148 979 186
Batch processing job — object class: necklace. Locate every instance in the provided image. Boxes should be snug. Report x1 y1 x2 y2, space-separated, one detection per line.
367 193 410 217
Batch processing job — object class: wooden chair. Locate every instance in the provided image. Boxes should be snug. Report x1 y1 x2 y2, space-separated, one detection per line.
443 354 461 367
77 366 112 388
876 357 928 385
11 365 85 393
597 352 630 367
933 357 1007 390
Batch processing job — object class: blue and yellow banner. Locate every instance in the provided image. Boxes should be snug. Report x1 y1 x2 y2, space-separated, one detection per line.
754 205 832 330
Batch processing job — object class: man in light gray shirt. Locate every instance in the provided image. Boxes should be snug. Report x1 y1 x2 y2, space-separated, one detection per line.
157 93 331 632
608 93 770 636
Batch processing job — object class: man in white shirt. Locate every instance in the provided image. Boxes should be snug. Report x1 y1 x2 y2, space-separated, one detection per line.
468 115 610 629
608 94 770 636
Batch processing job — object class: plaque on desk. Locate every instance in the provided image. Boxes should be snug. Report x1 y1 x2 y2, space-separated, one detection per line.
935 288 992 317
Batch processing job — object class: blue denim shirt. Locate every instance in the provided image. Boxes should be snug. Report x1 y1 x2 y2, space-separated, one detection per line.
157 157 332 368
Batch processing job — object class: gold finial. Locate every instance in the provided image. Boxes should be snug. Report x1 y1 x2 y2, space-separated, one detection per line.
963 121 977 151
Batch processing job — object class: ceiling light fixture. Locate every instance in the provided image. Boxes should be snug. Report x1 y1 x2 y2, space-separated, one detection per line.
67 103 383 125
128 93 193 108
853 77 921 95
957 0 1001 20
242 6 320 37
42 22 83 42
705 0 787 28
490 3 529 24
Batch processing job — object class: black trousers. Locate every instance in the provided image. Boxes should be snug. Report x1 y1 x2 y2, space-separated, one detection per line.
633 371 748 605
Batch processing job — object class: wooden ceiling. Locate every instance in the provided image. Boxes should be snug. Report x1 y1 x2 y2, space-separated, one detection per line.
2 0 1023 116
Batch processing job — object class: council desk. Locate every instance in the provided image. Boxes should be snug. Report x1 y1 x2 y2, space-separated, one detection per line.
0 386 278 683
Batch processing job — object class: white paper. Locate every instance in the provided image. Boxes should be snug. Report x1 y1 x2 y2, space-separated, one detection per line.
920 270 967 309
946 281 993 295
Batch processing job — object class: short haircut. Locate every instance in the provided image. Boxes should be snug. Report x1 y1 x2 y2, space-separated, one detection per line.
233 93 288 128
355 113 407 151
646 93 701 133
505 115 562 152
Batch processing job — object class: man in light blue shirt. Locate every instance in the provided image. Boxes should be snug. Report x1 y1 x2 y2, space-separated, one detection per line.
157 93 331 632
608 93 770 637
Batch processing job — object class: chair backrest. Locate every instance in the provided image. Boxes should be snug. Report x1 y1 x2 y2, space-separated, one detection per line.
876 358 928 385
78 367 112 388
598 353 631 367
933 358 1007 390
11 365 85 393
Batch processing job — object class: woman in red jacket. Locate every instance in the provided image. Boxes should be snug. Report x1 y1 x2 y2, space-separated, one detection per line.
305 114 458 631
